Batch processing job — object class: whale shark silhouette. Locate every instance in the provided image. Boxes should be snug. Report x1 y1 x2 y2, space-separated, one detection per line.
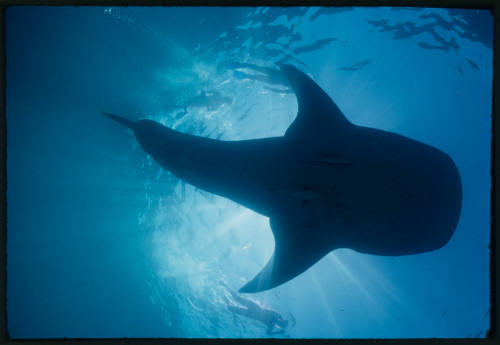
103 64 462 293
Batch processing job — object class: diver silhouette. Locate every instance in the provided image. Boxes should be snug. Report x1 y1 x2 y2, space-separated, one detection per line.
231 62 292 92
165 90 232 114
221 281 290 335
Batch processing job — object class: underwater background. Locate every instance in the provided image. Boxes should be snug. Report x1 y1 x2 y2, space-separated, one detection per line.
6 6 492 338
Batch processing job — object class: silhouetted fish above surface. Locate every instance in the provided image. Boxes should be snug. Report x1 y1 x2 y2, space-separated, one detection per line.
103 64 462 293
340 59 371 71
292 37 339 55
466 58 480 70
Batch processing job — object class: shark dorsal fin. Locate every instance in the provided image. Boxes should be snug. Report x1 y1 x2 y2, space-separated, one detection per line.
280 65 351 139
239 217 329 293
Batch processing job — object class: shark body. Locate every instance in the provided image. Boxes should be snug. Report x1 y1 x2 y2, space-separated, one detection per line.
104 65 462 293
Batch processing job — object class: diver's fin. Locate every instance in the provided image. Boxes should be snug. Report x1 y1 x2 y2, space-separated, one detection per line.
102 112 136 130
239 217 329 293
280 64 351 139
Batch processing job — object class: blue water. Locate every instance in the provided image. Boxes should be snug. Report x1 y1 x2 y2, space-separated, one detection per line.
6 6 492 339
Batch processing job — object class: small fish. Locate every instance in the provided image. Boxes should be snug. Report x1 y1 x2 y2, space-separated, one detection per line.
466 58 480 70
340 59 371 71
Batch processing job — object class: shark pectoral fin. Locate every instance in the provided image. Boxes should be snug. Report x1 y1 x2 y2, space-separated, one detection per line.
239 217 327 293
280 64 351 139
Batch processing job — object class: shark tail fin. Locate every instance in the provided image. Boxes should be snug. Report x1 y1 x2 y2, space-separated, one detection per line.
102 112 136 130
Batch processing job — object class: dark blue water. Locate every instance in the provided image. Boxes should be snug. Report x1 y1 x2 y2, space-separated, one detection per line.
6 6 492 338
